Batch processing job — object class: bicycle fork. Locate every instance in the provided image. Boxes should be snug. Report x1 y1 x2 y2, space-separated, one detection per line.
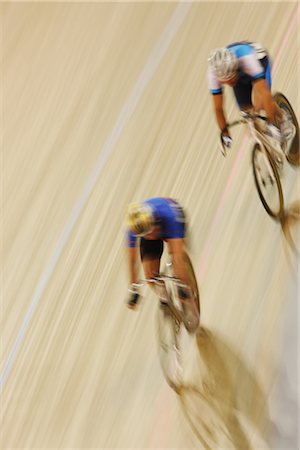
155 280 184 325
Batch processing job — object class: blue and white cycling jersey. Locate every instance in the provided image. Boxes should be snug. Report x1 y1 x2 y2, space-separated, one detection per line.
127 197 185 248
208 42 269 95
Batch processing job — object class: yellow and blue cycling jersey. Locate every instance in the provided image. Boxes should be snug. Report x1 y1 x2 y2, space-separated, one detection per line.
208 41 271 96
127 197 186 248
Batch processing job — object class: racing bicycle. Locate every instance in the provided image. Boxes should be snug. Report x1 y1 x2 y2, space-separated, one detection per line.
226 93 299 219
140 255 200 393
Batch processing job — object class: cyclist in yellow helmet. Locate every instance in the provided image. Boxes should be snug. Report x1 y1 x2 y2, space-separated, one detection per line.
125 197 199 332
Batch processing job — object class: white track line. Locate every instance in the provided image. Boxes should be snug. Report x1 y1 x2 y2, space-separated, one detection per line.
0 2 192 389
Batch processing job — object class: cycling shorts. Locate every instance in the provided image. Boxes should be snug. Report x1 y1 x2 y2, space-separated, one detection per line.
140 238 164 261
233 56 272 109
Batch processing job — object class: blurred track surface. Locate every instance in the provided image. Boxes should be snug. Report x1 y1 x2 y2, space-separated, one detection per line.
2 2 299 449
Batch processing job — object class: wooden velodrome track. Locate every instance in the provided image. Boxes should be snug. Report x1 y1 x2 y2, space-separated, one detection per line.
2 2 299 449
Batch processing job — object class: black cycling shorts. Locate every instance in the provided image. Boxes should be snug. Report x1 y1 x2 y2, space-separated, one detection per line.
140 238 164 261
233 56 271 109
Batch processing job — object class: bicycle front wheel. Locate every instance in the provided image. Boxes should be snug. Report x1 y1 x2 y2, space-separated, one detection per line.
274 92 299 166
156 304 183 393
252 143 284 219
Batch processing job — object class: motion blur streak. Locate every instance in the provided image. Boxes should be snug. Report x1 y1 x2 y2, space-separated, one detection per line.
272 3 300 74
198 134 250 282
0 2 191 389
2 3 299 448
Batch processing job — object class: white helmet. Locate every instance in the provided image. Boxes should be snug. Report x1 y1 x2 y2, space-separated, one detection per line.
127 202 154 237
208 47 238 81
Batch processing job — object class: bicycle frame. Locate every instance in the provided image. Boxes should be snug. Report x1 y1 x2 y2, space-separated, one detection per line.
141 275 190 325
138 260 200 391
227 111 285 219
229 113 275 155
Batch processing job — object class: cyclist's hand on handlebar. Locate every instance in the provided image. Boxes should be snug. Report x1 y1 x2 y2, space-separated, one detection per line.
220 131 233 157
126 283 141 309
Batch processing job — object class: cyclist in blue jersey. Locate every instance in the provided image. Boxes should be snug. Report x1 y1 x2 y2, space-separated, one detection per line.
125 198 199 332
207 41 295 155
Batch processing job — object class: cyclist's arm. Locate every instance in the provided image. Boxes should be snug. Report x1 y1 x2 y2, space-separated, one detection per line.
208 68 228 134
212 93 229 134
128 246 138 284
253 78 278 123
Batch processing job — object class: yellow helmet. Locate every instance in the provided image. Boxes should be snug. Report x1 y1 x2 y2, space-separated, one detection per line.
127 202 154 236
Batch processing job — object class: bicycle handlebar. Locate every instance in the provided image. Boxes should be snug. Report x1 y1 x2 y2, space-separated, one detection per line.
139 274 186 287
227 113 268 130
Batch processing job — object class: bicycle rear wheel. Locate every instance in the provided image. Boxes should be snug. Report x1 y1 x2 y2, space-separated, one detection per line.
252 143 284 219
156 304 183 392
274 92 299 166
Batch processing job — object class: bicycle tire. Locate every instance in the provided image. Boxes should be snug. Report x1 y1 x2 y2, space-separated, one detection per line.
156 304 183 392
273 92 300 166
252 143 284 219
156 256 200 391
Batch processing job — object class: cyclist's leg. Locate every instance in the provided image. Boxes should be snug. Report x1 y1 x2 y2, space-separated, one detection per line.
167 238 199 332
235 56 276 122
251 55 278 118
166 239 190 285
251 56 272 110
142 257 160 279
234 65 283 165
252 57 294 140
